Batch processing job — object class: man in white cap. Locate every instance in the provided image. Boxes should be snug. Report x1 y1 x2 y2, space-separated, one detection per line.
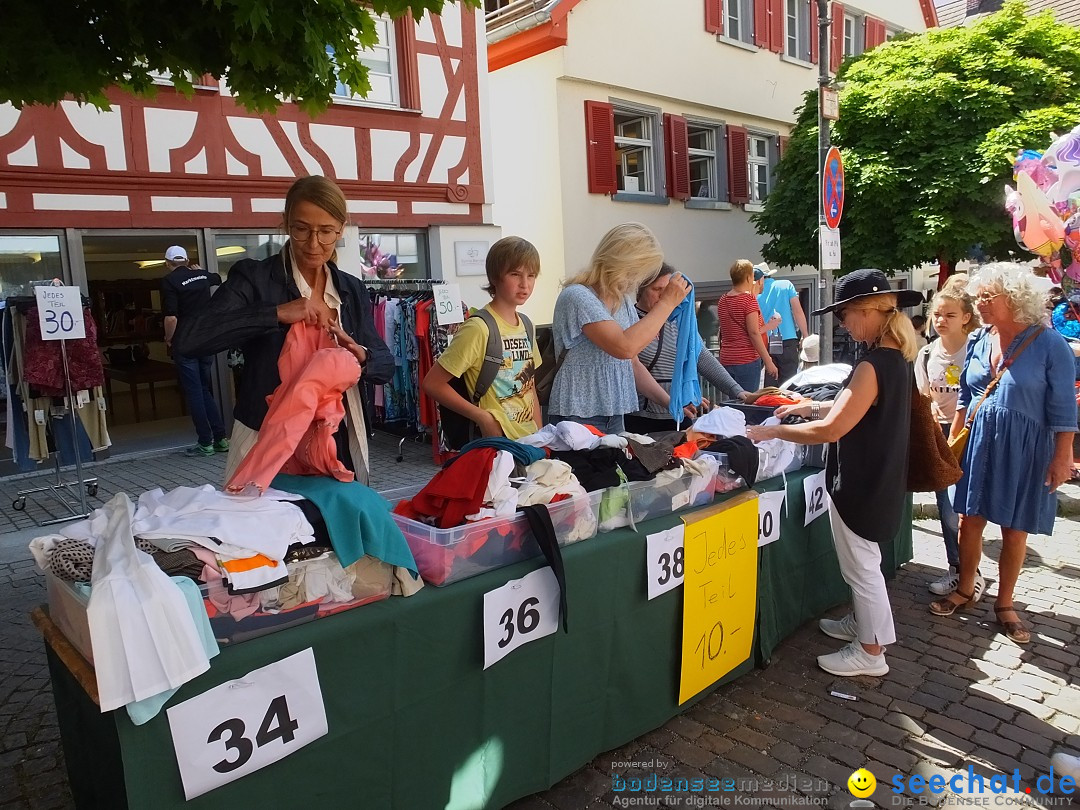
161 246 229 457
754 262 811 386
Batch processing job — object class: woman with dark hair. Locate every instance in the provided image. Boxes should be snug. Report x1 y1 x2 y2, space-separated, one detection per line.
174 175 393 485
627 263 749 433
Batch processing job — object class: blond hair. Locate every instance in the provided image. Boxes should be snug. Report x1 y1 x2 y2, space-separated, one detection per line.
730 259 754 285
565 223 663 310
846 294 920 361
931 273 980 334
283 176 349 264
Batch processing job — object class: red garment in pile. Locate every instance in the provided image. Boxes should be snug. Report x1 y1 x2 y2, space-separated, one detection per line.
754 394 802 408
394 447 497 529
23 307 105 396
226 322 361 494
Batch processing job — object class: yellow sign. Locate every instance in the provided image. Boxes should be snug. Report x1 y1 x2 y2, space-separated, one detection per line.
678 491 759 704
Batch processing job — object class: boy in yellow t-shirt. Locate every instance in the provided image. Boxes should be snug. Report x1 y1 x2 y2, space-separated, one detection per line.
422 236 542 440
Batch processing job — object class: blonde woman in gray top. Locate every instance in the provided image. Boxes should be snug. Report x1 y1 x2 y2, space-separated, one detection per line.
548 223 689 434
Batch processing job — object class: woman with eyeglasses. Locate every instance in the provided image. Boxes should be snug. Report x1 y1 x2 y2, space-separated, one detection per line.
928 263 1076 645
746 269 922 678
174 175 393 484
547 222 689 434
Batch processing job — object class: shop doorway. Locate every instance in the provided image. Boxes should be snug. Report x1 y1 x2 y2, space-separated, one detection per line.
80 231 230 455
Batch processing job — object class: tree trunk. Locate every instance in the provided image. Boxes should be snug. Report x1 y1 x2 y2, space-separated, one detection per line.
937 256 953 290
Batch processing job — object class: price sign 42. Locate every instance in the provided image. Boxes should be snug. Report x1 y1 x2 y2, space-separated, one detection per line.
803 470 828 527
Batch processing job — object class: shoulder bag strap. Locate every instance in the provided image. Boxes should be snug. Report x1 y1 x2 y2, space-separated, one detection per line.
645 322 667 373
964 326 1042 428
470 309 503 404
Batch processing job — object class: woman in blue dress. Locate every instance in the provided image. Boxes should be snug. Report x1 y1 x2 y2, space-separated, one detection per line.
930 263 1076 644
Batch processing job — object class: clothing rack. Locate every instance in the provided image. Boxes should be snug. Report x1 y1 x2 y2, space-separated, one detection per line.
364 278 445 289
5 294 99 525
365 279 446 461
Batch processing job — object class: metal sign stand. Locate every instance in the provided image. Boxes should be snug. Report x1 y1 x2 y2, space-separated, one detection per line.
12 330 99 525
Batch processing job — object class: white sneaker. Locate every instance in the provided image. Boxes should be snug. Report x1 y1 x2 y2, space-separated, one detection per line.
1051 753 1080 781
819 613 858 642
928 568 986 602
817 641 889 677
928 566 958 595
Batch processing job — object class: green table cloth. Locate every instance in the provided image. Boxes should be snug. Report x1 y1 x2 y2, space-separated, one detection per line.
46 468 912 809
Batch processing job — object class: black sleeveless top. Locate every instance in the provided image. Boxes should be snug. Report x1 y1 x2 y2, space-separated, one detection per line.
826 347 911 544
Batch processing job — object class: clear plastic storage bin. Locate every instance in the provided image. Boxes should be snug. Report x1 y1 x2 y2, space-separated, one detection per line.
383 486 603 587
624 463 718 525
45 555 393 653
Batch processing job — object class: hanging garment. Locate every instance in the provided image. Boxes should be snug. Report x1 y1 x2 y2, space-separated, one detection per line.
125 576 220 726
86 494 210 712
227 322 361 494
23 306 105 396
666 283 703 425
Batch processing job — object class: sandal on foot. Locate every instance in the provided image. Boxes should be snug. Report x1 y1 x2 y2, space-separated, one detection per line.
994 605 1031 644
929 589 975 616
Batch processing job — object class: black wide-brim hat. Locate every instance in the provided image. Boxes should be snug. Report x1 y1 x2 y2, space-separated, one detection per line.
811 268 925 316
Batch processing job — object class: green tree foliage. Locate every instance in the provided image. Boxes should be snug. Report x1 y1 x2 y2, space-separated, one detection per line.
753 0 1080 275
0 0 478 115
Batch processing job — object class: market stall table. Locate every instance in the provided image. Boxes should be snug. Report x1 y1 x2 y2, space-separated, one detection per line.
38 468 911 809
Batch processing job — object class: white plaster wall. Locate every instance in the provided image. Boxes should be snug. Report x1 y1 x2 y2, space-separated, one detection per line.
428 224 506 312
553 80 783 294
488 48 567 323
855 0 930 33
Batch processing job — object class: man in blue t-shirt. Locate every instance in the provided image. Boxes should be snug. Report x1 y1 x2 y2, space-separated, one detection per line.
754 263 810 386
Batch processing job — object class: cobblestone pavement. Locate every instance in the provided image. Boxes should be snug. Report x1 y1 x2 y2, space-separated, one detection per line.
2 448 1078 809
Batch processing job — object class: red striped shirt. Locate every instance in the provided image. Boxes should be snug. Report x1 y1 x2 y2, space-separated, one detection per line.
717 292 765 365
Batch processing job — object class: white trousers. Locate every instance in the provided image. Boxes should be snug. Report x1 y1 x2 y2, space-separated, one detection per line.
827 498 897 647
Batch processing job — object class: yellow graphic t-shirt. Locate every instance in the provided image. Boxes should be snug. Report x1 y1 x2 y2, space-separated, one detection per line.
435 305 542 440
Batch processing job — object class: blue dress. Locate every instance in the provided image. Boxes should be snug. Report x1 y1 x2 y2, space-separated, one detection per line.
953 326 1077 535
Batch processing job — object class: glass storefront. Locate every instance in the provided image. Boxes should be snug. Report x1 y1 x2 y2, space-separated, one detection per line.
358 230 430 279
0 235 66 296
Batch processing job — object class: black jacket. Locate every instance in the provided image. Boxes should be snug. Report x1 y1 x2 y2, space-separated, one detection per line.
174 253 393 432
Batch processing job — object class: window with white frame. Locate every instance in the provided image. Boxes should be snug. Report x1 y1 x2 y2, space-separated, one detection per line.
687 123 721 200
725 0 754 45
614 109 658 195
843 14 862 57
328 15 398 107
786 0 801 58
748 134 774 203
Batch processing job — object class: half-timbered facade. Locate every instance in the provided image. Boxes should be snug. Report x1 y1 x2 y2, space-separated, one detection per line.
0 3 499 454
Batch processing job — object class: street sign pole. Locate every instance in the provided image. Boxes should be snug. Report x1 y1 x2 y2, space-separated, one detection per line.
817 0 834 364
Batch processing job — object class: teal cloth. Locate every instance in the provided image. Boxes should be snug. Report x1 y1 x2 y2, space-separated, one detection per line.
272 474 418 573
70 577 220 726
447 437 546 468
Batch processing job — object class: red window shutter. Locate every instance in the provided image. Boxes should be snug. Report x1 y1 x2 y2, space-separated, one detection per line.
779 135 790 158
864 16 885 49
808 0 819 63
663 114 691 201
830 2 844 73
705 0 724 34
754 0 770 48
768 0 785 54
584 101 617 195
727 125 751 205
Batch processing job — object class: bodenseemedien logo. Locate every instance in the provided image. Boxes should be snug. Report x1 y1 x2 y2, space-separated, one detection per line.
848 767 877 808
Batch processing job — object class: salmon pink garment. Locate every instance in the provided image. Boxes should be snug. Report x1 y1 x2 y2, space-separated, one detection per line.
227 322 361 494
